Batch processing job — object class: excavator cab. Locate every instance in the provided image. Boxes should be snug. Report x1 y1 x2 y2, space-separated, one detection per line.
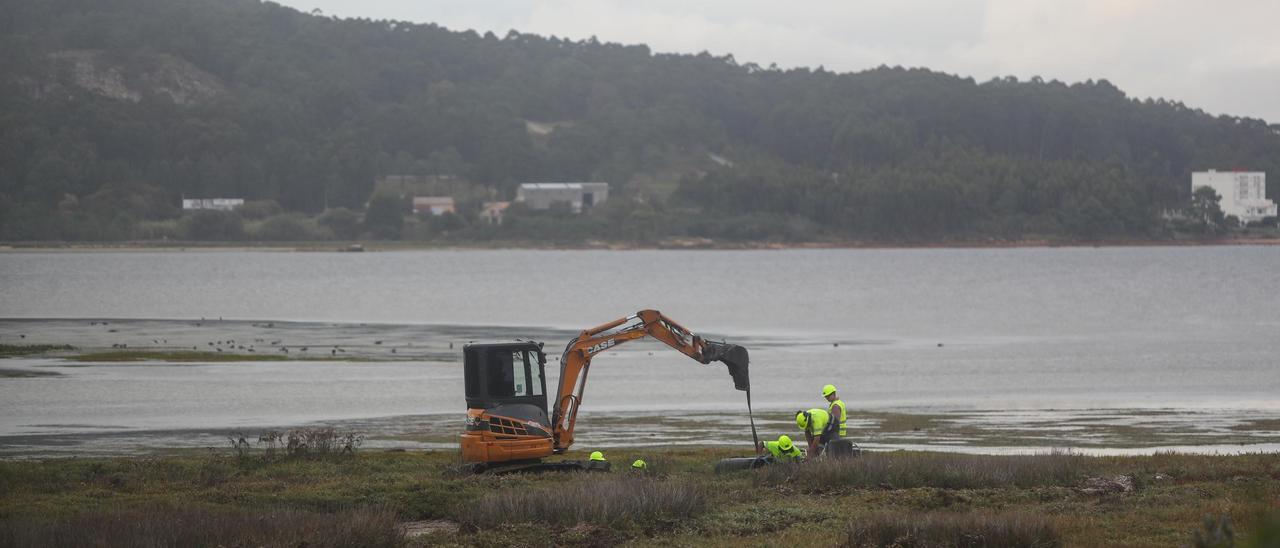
461 342 556 466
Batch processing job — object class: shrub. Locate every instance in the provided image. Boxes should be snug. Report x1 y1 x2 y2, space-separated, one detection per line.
318 207 362 239
256 428 364 458
0 505 402 548
843 511 1061 548
182 210 245 241
255 213 323 241
458 476 705 529
134 219 184 239
364 194 406 239
1192 514 1235 548
758 451 1090 491
238 199 284 220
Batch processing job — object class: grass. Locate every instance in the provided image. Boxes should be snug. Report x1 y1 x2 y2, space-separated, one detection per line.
843 511 1061 547
0 344 74 357
460 476 705 530
757 450 1090 491
0 448 1277 546
0 504 402 548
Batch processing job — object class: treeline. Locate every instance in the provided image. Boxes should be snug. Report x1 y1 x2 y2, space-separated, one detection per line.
1 0 1278 242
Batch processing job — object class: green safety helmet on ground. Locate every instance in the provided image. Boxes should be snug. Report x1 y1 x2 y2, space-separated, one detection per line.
822 384 838 397
795 410 808 429
777 435 794 451
589 451 605 461
631 459 647 470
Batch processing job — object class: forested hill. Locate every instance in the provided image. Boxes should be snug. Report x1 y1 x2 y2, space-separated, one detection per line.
2 0 1278 242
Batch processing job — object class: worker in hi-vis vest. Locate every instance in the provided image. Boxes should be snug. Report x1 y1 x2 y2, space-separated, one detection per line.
795 408 832 457
823 384 847 439
758 434 804 462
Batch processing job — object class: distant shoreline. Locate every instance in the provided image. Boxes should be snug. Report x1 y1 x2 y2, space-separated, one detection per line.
2 236 1280 252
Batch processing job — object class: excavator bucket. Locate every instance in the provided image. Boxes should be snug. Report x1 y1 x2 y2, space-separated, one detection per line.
702 342 750 391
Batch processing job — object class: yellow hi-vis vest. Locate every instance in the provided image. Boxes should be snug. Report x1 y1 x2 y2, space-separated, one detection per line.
831 399 847 436
802 408 830 437
764 441 803 461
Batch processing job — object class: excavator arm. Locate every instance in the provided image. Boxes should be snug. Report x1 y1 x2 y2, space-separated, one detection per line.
549 309 750 452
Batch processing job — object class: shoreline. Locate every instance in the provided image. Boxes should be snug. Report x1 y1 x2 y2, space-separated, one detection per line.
2 235 1280 252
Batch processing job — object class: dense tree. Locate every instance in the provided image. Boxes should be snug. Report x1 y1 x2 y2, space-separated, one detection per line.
1187 186 1227 232
1 0 1277 242
363 194 404 239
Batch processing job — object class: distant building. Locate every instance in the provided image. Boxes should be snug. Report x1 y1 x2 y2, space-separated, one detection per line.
1191 170 1277 224
182 198 243 211
516 182 609 213
412 196 455 216
479 201 510 225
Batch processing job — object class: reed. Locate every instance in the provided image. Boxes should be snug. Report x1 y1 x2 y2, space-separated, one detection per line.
759 450 1090 490
459 475 706 529
843 511 1061 548
0 505 402 548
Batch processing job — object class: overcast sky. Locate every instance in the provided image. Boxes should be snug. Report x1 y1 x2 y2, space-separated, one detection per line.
272 0 1280 123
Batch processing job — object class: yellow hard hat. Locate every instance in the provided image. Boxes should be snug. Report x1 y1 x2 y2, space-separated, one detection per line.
795 411 808 430
777 435 794 451
589 451 605 461
822 384 837 397
631 459 647 470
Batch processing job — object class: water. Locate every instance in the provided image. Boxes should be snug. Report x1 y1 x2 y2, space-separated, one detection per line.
1 247 1277 456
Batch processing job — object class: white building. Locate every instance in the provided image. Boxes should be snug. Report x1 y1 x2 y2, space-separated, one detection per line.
1191 170 1277 224
516 183 608 213
182 198 244 211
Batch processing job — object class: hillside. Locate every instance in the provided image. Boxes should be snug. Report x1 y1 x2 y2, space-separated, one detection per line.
2 0 1278 242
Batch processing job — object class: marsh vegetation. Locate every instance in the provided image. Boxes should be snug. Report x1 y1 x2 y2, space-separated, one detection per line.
1 447 1277 546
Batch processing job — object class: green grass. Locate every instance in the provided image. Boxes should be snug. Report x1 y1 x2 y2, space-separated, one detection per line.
757 451 1091 491
0 344 74 358
0 448 1278 546
0 504 402 548
843 511 1061 547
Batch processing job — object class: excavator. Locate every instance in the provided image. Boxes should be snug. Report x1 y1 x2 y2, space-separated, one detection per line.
459 309 754 473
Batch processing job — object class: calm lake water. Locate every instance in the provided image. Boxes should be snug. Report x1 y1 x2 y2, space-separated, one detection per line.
1 247 1277 455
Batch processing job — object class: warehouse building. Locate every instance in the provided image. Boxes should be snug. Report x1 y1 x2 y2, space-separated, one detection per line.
516 183 608 213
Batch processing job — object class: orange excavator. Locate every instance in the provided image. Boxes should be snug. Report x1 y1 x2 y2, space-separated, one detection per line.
459 309 753 472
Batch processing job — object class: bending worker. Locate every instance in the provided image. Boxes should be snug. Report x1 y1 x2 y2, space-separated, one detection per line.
586 450 610 472
795 407 833 457
758 434 804 462
823 384 847 440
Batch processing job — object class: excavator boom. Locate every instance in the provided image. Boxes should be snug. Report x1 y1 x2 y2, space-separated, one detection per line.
550 310 750 452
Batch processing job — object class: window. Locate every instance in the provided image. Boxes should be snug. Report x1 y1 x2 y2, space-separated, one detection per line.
511 351 529 395
482 349 543 398
486 350 517 398
529 351 544 396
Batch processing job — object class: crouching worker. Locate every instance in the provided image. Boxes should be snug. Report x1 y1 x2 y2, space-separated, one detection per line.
795 408 833 457
758 434 804 463
586 450 611 472
630 459 648 474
